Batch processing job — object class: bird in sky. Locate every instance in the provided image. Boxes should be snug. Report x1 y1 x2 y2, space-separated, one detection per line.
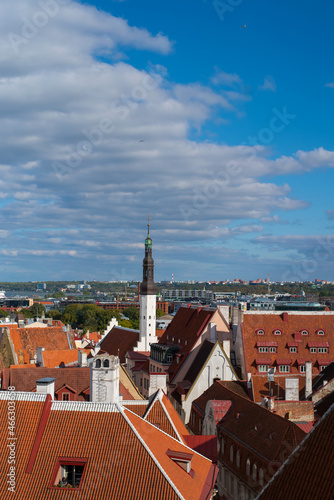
241 24 247 28
139 140 145 142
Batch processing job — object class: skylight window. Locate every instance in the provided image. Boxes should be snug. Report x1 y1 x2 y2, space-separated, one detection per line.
166 449 193 474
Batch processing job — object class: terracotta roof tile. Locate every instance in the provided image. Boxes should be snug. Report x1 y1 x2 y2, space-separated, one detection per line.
257 404 334 500
42 349 78 368
0 393 217 499
99 327 139 363
242 312 334 375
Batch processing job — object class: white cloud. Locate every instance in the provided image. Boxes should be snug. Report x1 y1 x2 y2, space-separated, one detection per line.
0 1 331 280
258 76 277 92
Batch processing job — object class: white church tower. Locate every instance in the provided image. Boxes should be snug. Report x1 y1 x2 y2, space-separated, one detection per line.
136 218 158 352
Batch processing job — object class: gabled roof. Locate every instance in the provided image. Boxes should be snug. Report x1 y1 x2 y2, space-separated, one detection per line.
213 384 306 463
257 403 334 500
0 392 217 500
99 326 139 363
242 311 334 375
2 366 90 397
143 389 189 442
192 380 249 415
158 306 217 383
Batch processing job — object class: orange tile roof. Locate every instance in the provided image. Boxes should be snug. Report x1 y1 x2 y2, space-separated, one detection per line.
143 390 189 442
0 393 217 499
242 312 334 375
5 324 75 366
124 407 218 500
42 349 78 368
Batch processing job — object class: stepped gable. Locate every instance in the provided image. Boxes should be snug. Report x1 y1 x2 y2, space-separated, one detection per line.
257 403 334 500
99 326 139 363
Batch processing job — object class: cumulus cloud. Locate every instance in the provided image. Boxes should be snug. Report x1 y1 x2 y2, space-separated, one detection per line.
0 1 332 280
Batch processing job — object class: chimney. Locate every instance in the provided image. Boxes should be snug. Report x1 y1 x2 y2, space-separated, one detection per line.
78 350 88 367
247 372 252 389
209 322 216 342
282 312 288 322
305 361 312 398
36 346 45 367
222 340 230 359
149 373 167 397
36 377 55 399
90 354 120 403
285 378 299 401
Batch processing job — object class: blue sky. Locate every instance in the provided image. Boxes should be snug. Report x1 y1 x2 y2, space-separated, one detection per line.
0 0 333 282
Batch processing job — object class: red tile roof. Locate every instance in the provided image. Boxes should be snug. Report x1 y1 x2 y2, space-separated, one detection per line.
0 392 217 499
251 374 308 403
183 435 217 464
242 312 334 375
257 404 334 500
99 327 139 363
158 306 217 383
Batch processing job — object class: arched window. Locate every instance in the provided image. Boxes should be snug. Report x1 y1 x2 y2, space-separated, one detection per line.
166 353 173 363
259 468 264 486
221 438 226 454
246 458 250 476
103 359 109 368
252 464 257 482
230 445 234 462
95 359 101 368
236 450 241 468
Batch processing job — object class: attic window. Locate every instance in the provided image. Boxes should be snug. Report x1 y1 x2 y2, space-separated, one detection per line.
273 330 282 335
256 329 265 335
166 449 193 474
50 458 87 490
317 330 325 336
301 330 308 335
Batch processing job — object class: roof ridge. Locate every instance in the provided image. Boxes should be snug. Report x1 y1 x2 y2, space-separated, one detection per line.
120 406 185 500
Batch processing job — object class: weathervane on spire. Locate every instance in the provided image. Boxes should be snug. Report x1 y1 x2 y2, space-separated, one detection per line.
147 213 151 234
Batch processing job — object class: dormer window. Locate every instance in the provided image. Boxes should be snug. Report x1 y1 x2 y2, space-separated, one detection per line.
301 330 308 335
166 449 193 474
317 330 325 336
51 458 87 490
273 330 281 335
256 329 265 335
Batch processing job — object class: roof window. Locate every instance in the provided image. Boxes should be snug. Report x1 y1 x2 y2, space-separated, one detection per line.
166 449 193 474
50 457 87 490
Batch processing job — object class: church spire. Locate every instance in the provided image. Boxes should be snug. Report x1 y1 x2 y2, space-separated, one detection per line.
141 215 157 295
